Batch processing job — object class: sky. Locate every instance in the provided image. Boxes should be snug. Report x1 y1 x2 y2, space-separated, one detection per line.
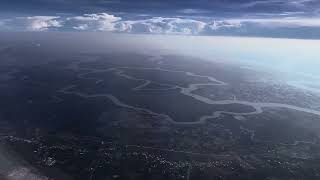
0 0 320 39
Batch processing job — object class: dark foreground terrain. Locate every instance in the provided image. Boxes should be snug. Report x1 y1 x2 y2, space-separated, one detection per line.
1 33 320 180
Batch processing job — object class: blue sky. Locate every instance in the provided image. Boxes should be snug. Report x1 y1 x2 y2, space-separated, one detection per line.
1 0 320 39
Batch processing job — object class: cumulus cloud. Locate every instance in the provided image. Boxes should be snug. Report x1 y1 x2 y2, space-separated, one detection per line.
68 13 122 31
206 20 242 31
1 12 320 39
22 16 63 31
68 14 212 35
114 17 208 35
63 13 320 35
112 17 245 35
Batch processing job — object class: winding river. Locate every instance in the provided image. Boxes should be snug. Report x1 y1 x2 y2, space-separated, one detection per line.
59 55 320 125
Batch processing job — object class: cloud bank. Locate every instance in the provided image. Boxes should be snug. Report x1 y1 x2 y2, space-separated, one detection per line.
20 16 63 31
68 13 121 31
1 13 320 39
114 17 207 35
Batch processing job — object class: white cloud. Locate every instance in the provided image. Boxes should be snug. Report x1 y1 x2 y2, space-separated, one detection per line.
242 0 316 8
242 0 285 8
68 13 122 31
1 12 320 38
177 9 210 14
67 15 209 35
114 17 207 35
73 24 89 30
68 15 208 35
228 17 320 28
289 0 316 7
244 11 306 18
23 16 63 31
207 20 242 31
